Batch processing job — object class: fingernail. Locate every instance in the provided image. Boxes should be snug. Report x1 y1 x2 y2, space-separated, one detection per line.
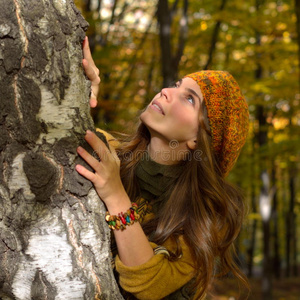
90 99 97 108
77 146 83 153
86 130 93 135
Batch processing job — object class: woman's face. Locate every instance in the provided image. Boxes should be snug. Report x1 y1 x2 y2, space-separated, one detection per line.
140 77 203 146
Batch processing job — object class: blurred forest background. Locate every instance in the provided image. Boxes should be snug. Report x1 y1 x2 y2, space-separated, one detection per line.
75 0 299 299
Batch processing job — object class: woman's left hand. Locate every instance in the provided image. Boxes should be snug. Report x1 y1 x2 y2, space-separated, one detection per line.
82 37 100 108
75 130 126 205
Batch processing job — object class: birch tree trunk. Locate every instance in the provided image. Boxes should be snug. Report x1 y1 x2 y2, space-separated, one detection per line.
0 1 122 299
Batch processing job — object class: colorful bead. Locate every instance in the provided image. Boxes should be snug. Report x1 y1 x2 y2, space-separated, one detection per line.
105 204 140 230
120 215 126 225
130 212 135 221
126 215 130 223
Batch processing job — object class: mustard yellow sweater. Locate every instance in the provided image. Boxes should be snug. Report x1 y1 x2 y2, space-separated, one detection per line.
116 236 195 299
97 129 196 300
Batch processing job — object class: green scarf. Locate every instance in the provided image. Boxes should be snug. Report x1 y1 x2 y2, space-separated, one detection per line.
135 151 184 212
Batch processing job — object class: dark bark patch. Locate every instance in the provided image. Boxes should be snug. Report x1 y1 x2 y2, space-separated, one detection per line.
0 73 41 146
53 135 95 197
51 193 68 208
0 127 10 152
70 1 89 33
0 152 4 183
0 64 6 81
0 229 20 299
0 75 18 125
53 136 77 166
60 17 73 36
0 229 17 251
0 247 18 299
63 131 108 197
27 34 48 72
3 38 23 73
31 269 57 300
54 32 66 51
18 73 41 114
0 0 21 39
56 50 70 100
64 167 93 197
22 0 46 25
1 1 23 74
23 152 58 203
66 194 78 207
0 283 16 299
17 73 42 143
4 141 26 168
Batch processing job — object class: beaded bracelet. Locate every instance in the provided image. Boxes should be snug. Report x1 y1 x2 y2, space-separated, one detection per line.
105 203 140 230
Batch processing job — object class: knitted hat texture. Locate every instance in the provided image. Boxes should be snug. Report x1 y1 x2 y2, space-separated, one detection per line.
185 71 249 176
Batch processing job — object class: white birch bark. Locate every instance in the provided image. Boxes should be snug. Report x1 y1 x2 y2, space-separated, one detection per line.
0 0 123 299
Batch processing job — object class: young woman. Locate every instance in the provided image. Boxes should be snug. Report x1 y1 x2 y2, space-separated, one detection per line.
79 37 249 299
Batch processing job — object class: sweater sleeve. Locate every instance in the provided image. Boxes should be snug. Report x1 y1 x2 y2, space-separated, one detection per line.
95 128 120 149
115 236 195 300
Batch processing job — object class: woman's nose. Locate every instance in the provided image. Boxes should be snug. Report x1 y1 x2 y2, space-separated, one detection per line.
161 87 173 102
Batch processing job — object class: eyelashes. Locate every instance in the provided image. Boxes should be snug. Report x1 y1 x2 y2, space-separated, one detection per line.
168 79 182 88
186 95 195 105
168 81 179 88
167 79 195 105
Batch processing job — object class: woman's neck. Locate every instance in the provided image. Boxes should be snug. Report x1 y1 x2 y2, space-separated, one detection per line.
148 136 189 165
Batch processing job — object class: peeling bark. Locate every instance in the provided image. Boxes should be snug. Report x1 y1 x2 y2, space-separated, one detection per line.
0 0 122 299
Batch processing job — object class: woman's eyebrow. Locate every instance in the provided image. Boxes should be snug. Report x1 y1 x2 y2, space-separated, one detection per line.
178 78 202 101
185 87 202 102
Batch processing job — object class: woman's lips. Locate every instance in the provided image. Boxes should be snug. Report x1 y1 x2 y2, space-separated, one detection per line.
151 100 165 115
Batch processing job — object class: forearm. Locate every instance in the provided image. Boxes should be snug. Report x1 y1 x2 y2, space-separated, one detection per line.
105 191 154 267
75 131 153 266
115 236 196 300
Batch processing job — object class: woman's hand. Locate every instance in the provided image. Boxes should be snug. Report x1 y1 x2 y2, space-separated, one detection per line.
75 130 126 205
76 132 154 268
82 37 100 108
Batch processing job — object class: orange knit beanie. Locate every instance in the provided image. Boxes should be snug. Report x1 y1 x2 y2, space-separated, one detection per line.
185 71 249 176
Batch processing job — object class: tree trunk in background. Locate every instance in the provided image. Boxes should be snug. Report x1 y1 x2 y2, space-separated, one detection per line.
255 72 272 300
157 0 174 87
247 141 257 278
271 163 281 279
0 1 122 299
292 0 300 279
255 0 273 297
259 170 273 300
203 0 227 70
290 169 298 277
295 0 300 90
157 0 188 87
286 167 298 277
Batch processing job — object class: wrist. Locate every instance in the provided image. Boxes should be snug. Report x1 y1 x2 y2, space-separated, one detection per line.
104 190 132 215
106 203 139 231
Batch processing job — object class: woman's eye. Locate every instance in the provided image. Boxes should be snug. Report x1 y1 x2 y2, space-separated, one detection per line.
187 96 194 104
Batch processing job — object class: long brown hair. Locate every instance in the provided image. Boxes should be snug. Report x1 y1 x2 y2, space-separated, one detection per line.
117 102 249 299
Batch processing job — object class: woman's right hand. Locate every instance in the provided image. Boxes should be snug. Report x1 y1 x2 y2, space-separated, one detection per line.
75 130 127 207
76 131 154 268
82 36 100 108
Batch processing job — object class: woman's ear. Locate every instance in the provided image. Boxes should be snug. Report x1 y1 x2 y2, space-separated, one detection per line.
187 139 197 150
